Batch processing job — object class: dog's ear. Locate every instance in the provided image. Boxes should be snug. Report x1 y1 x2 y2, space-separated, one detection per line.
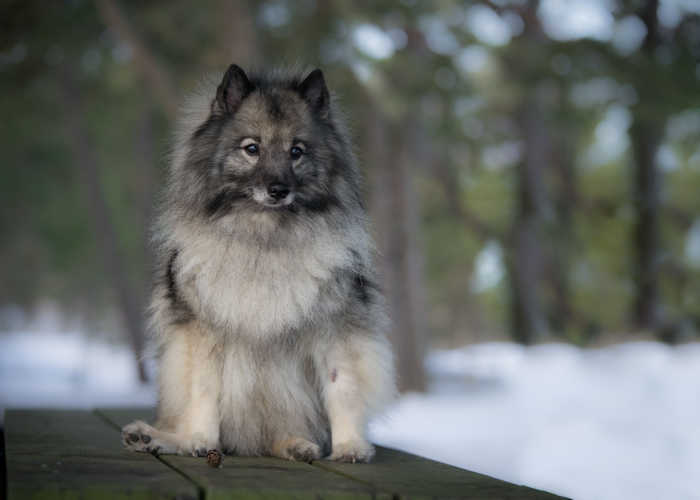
298 69 329 117
213 64 253 115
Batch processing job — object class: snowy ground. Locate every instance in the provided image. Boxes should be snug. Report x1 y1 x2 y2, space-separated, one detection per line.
1 332 699 500
0 332 155 412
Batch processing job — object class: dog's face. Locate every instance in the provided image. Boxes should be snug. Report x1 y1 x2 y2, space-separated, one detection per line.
192 66 341 220
216 89 316 209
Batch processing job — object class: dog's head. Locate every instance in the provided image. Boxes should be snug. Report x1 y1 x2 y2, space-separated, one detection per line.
184 65 356 223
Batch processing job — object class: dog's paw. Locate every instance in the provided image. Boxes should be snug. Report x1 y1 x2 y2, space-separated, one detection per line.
188 432 217 457
122 420 161 454
328 440 375 463
274 437 322 463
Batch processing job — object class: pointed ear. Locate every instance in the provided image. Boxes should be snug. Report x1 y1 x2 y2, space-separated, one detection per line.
213 64 253 115
298 69 329 116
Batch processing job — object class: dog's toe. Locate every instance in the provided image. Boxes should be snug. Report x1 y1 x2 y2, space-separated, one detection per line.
288 441 321 463
122 421 158 453
274 437 321 463
328 441 375 463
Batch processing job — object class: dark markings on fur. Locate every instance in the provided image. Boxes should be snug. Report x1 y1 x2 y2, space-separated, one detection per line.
330 368 338 382
206 188 247 218
266 92 285 120
353 273 373 305
348 248 379 306
166 250 179 302
349 249 362 266
192 115 222 141
294 192 340 213
165 249 194 323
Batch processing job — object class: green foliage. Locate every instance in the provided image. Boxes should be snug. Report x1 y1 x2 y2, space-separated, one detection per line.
1 0 699 343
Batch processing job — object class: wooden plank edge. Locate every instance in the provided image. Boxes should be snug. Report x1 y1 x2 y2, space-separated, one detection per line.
95 408 206 500
312 446 571 500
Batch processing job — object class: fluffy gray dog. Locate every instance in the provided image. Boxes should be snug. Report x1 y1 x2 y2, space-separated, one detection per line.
121 65 395 463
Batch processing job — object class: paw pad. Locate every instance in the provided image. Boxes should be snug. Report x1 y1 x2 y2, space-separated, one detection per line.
121 421 160 454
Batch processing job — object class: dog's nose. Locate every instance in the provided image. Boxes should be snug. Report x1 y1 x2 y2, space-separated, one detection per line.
267 183 290 200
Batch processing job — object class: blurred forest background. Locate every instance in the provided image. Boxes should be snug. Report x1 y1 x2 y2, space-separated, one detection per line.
2 0 700 392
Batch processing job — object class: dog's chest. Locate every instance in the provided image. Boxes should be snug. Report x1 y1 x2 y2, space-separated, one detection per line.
217 343 328 453
180 232 349 336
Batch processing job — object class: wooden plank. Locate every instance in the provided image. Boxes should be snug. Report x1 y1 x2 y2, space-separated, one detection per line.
164 455 378 500
4 409 200 500
315 447 569 500
101 409 381 499
102 408 568 499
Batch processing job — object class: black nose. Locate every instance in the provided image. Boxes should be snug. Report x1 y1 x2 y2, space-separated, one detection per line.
267 183 290 200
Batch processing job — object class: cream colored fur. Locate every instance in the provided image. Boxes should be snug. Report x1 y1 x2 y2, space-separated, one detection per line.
121 71 396 463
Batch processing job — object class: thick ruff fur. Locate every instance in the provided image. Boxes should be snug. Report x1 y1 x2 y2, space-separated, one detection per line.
121 65 395 463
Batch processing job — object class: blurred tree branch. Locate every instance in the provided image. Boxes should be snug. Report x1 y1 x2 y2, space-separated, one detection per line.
95 0 179 118
434 157 505 242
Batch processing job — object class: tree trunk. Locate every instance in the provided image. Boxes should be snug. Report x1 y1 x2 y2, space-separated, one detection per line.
548 125 577 337
500 0 551 344
61 72 149 383
366 104 427 393
509 83 551 344
630 120 662 330
630 0 663 333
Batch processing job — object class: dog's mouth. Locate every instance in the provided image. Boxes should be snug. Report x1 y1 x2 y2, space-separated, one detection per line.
251 187 296 209
260 195 295 209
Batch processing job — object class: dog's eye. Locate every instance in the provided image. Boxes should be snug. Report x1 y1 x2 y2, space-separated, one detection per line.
243 143 259 156
290 146 304 160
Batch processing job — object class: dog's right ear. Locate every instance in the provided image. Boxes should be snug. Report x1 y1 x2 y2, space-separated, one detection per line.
213 64 253 115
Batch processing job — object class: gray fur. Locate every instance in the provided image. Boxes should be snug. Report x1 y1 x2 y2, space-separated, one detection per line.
121 65 395 462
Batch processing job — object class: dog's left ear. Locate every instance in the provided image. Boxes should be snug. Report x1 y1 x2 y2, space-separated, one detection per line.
298 69 329 117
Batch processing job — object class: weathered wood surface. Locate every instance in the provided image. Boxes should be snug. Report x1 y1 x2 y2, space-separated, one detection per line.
102 409 378 500
4 409 199 500
5 408 570 499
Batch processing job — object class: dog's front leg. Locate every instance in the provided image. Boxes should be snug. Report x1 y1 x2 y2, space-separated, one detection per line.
318 332 395 463
165 324 221 455
123 322 221 456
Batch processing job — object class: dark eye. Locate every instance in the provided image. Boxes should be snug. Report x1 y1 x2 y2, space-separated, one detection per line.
290 146 304 160
243 143 259 156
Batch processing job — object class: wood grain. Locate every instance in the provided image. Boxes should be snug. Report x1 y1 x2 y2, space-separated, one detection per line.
100 408 568 499
100 408 379 499
4 409 200 500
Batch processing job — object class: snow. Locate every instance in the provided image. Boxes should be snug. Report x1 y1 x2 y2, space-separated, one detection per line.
0 332 155 413
1 332 699 500
370 342 700 500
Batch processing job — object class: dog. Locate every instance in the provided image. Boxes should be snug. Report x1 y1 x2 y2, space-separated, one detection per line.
121 65 395 463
